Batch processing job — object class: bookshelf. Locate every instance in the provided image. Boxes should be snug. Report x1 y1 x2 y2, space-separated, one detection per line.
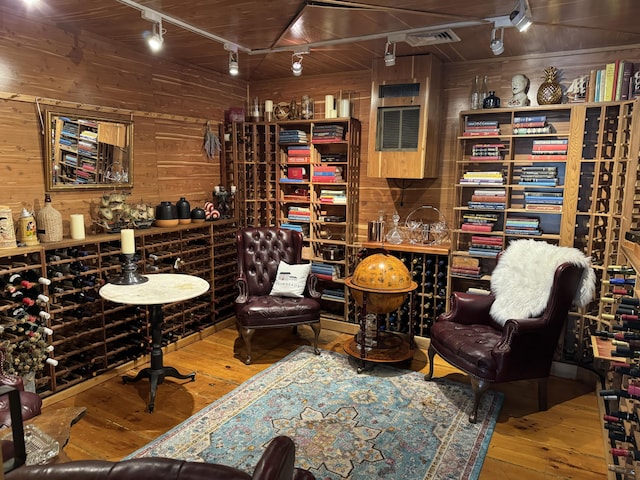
275 118 361 322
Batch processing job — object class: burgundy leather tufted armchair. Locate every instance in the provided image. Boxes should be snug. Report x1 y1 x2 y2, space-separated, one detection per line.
6 435 316 480
426 262 585 423
235 227 321 365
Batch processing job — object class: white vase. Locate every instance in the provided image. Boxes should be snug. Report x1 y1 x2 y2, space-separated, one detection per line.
22 372 36 393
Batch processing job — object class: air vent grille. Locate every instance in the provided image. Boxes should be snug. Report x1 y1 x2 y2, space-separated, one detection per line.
404 29 461 47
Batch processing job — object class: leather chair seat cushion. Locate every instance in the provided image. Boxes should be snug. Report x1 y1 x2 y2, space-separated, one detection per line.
0 390 42 427
237 296 321 328
429 321 502 381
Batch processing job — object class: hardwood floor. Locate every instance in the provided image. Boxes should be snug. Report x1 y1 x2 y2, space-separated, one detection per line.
45 326 607 479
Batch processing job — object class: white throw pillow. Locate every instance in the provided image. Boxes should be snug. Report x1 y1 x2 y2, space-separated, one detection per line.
269 261 311 298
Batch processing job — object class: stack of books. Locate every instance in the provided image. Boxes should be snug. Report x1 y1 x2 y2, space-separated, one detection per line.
287 145 311 164
279 129 308 144
460 171 504 185
505 216 541 235
470 143 505 160
287 206 310 221
311 262 339 281
468 235 503 258
529 139 568 160
321 288 345 302
311 165 344 182
524 191 564 212
312 125 344 142
461 213 499 232
463 120 500 136
279 223 310 238
517 166 559 186
450 256 481 278
318 189 346 204
468 188 506 210
512 115 551 135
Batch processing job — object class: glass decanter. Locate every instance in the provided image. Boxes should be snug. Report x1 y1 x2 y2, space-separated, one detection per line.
385 211 404 244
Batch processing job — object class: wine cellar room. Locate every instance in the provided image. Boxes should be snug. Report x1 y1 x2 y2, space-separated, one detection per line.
3 0 640 478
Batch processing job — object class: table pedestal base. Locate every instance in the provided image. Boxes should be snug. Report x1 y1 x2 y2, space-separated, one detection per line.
122 304 195 412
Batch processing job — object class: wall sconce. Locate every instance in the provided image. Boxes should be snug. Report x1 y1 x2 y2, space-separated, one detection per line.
510 0 532 32
291 53 304 76
490 28 504 55
384 40 396 67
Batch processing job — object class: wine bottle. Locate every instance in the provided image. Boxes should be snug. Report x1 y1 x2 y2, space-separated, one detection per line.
608 464 636 476
608 265 636 274
610 432 637 445
22 270 51 286
604 278 636 285
610 448 640 461
605 411 639 422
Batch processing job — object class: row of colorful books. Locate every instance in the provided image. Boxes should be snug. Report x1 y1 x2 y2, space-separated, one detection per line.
460 170 504 185
463 119 499 136
470 143 506 160
279 129 308 144
512 115 552 135
516 165 559 187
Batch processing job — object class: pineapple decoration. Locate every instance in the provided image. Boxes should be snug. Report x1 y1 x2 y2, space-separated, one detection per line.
537 66 563 105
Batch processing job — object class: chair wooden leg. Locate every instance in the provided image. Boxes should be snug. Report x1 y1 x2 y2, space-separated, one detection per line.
424 344 437 381
469 377 489 424
238 326 255 365
310 322 321 355
538 377 549 411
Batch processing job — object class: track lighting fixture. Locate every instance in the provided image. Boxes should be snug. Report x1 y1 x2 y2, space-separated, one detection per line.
490 27 504 56
141 9 164 52
384 40 396 67
228 51 239 76
291 53 304 77
510 0 532 32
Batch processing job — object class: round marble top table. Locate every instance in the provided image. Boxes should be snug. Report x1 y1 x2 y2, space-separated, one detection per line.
99 273 210 412
99 273 210 305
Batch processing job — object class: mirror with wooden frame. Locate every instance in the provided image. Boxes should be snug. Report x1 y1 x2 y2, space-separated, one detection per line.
44 108 134 190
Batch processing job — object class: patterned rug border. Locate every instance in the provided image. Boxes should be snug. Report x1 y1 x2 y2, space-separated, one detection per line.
126 346 503 479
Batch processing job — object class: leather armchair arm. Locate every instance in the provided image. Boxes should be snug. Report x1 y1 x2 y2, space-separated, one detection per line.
252 436 295 480
438 292 495 326
235 276 248 304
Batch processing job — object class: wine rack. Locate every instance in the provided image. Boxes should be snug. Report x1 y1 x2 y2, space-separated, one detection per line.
359 242 449 338
0 220 237 399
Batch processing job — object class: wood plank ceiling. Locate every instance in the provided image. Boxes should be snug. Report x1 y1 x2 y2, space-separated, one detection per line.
7 0 640 80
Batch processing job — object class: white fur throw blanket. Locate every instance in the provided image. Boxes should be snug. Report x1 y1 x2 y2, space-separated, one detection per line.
489 239 596 325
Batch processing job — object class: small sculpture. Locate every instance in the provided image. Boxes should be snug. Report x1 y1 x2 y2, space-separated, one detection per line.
507 74 531 107
567 74 588 102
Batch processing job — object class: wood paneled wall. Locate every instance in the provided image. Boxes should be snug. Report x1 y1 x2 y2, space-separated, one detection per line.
253 46 640 243
2 7 640 242
0 10 246 236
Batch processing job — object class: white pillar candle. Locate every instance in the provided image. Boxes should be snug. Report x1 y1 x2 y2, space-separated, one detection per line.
339 99 350 118
324 95 334 119
230 185 237 194
264 100 273 113
121 228 135 254
70 214 85 240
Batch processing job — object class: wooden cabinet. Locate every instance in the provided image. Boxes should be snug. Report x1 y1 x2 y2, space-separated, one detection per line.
367 54 442 179
0 220 237 399
275 118 361 322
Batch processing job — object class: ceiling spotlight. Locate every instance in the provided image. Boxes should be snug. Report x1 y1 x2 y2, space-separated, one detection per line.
291 53 304 77
490 28 504 55
228 51 239 76
142 9 165 53
384 40 396 67
510 0 532 32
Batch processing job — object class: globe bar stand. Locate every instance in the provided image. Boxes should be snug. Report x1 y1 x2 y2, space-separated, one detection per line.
345 271 418 373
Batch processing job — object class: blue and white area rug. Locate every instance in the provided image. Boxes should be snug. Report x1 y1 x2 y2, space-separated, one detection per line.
127 346 503 479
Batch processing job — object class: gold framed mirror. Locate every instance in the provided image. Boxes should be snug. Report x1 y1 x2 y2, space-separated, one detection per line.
44 108 134 190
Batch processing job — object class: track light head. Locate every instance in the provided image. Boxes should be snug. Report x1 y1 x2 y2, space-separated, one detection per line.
490 28 504 56
145 17 164 52
384 41 396 67
291 53 304 76
510 0 532 32
228 51 239 76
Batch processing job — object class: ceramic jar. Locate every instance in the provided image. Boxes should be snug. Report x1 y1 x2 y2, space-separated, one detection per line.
156 201 176 220
176 197 191 224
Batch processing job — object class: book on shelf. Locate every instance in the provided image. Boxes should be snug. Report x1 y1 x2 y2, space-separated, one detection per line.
532 139 568 145
470 194 507 203
505 229 542 236
466 120 499 127
513 126 552 135
452 256 480 269
528 154 568 160
467 287 492 295
463 130 500 136
461 223 493 232
511 121 546 128
471 234 503 244
524 204 563 212
519 179 559 187
514 115 547 123
467 248 500 258
467 201 505 210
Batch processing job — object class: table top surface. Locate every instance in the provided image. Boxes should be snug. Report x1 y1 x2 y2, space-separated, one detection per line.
99 273 210 305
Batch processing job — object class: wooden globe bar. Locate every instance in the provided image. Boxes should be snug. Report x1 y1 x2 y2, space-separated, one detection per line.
344 253 418 372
